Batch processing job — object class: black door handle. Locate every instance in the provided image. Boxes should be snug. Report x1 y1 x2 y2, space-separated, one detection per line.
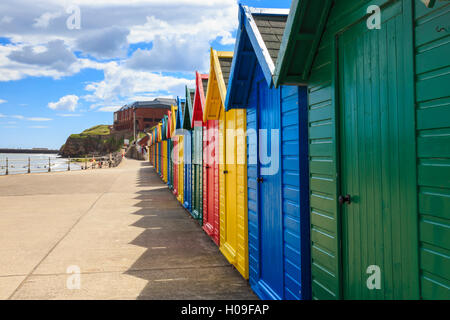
205 165 211 169
338 194 351 205
223 170 228 174
257 177 264 183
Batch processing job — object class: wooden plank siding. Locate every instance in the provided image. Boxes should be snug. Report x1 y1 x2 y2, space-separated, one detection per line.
414 1 450 300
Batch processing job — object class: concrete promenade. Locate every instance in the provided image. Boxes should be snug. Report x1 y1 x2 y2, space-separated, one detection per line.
0 159 256 300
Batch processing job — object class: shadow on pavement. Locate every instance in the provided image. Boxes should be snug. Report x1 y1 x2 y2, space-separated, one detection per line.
124 162 257 300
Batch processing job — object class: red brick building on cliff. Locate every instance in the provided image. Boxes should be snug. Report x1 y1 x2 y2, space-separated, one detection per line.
113 98 176 132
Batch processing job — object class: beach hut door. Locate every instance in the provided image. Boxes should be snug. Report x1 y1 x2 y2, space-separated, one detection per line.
257 80 283 299
337 1 418 299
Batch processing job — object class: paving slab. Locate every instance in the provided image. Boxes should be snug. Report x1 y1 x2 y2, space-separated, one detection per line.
0 158 257 300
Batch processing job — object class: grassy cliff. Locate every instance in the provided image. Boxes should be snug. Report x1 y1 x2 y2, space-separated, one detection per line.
69 125 111 139
60 125 129 158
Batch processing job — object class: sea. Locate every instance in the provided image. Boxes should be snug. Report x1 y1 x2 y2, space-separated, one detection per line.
0 153 83 175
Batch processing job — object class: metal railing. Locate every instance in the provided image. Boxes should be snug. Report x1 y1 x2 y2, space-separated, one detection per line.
0 154 122 176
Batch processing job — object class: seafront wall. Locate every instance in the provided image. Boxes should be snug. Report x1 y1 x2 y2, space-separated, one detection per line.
0 149 59 154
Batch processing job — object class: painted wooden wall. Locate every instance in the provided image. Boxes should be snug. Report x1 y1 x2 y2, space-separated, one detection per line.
219 107 248 279
246 65 310 300
162 140 168 183
414 1 450 300
203 119 220 245
184 132 192 211
303 0 447 300
192 125 203 223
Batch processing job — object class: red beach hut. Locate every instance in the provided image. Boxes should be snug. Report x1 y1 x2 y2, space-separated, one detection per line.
198 72 219 245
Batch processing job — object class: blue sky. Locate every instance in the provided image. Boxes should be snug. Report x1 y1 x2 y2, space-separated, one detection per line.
0 0 292 149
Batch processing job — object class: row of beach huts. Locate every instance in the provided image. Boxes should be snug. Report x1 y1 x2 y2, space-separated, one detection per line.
146 1 449 300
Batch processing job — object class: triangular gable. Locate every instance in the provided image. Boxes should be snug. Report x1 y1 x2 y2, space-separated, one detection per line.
183 86 194 130
225 5 289 110
203 48 233 122
273 0 333 86
176 97 183 130
191 72 208 127
175 96 185 135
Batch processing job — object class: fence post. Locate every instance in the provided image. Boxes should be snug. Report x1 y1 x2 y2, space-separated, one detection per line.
5 157 8 175
48 157 51 172
68 157 71 171
28 157 31 174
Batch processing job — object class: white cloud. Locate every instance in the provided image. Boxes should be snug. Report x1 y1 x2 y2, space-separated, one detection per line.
77 26 130 59
0 0 237 68
98 106 122 112
0 114 53 120
28 125 48 129
84 61 194 107
0 43 107 81
0 16 13 24
126 35 209 72
33 11 62 29
129 94 174 101
0 99 6 104
48 95 79 111
0 0 239 106
127 2 238 45
58 113 82 117
126 4 237 72
27 117 53 121
3 115 53 121
8 40 76 72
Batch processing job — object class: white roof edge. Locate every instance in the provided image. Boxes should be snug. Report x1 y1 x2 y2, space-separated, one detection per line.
247 7 290 16
242 5 278 76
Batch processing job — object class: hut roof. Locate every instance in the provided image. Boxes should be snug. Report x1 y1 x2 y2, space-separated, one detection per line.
273 0 333 86
225 5 289 110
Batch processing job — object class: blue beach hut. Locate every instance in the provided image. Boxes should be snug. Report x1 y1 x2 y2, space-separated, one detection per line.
182 87 194 213
225 5 310 300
